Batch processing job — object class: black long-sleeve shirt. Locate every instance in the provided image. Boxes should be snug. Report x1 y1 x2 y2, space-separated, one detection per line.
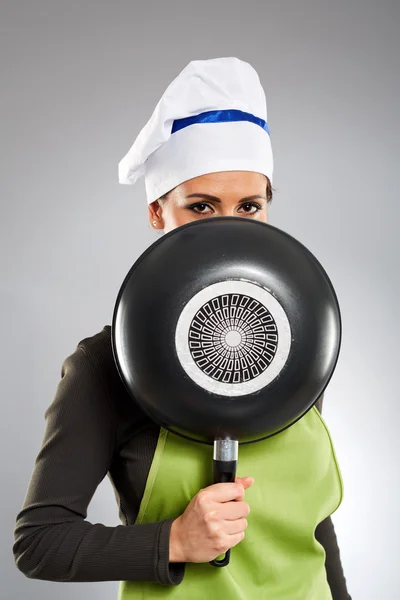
13 325 351 598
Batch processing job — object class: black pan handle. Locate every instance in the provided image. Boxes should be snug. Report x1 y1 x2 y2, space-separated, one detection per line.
209 439 238 568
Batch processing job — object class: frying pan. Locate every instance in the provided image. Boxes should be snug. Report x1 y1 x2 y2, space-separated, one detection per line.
111 216 342 567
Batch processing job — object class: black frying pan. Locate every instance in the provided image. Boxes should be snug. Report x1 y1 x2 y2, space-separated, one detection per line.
111 216 341 567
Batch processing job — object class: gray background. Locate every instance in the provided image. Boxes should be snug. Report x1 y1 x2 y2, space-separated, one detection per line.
1 1 399 599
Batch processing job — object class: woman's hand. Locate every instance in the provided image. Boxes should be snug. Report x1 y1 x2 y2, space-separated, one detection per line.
169 476 254 563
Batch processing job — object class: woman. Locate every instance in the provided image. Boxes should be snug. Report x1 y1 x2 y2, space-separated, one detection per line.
13 57 351 599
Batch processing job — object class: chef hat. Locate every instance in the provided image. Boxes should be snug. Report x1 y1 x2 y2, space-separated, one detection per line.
118 57 273 205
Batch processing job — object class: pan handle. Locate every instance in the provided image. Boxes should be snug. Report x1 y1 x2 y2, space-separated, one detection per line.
209 439 238 568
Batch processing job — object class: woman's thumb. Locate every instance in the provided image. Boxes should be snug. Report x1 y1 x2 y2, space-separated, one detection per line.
236 476 254 489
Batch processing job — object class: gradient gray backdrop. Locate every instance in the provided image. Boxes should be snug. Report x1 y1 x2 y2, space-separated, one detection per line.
1 1 399 599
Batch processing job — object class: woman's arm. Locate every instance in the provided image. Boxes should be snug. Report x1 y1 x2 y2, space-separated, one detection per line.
315 394 351 600
315 517 351 600
13 344 184 585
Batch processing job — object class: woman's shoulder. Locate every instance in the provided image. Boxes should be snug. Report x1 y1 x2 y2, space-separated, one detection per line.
69 325 152 434
76 324 112 359
66 324 127 398
72 325 116 380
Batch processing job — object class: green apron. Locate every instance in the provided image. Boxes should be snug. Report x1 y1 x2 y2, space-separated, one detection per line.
119 406 343 600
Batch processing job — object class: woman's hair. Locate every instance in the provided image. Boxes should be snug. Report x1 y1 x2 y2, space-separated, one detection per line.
158 176 274 204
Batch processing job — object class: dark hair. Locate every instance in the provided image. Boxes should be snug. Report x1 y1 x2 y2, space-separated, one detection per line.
158 176 274 204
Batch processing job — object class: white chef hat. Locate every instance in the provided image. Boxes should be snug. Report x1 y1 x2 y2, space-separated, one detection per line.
118 57 273 205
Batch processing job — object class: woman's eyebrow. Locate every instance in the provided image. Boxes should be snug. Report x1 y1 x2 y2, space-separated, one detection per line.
185 194 267 203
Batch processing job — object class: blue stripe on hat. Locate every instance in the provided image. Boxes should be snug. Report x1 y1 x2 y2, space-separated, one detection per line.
171 109 270 135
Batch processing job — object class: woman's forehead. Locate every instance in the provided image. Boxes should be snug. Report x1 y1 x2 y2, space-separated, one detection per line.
177 171 267 192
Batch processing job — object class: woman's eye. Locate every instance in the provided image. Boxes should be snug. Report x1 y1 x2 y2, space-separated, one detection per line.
239 202 261 214
190 203 213 214
188 202 262 215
